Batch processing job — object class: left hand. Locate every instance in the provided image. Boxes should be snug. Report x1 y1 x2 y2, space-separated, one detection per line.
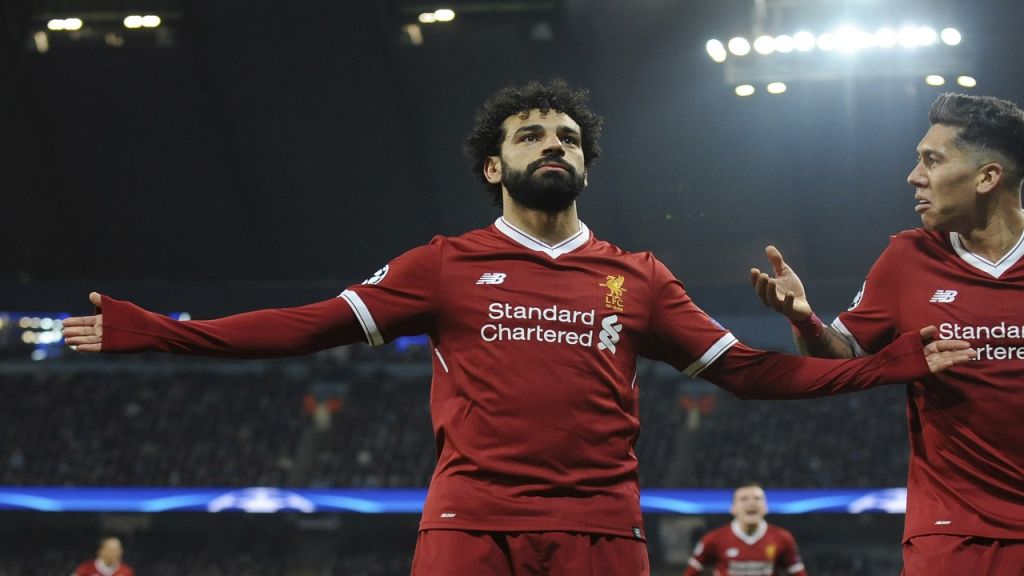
919 326 975 373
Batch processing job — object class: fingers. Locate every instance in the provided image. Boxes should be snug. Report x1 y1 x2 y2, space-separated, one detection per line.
89 292 102 307
919 325 937 341
765 245 788 275
62 325 99 337
73 343 102 353
61 315 97 328
64 334 103 346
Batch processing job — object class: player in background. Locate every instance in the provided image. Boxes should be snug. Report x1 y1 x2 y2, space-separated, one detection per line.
683 483 806 576
750 93 1024 575
64 80 975 576
71 537 134 576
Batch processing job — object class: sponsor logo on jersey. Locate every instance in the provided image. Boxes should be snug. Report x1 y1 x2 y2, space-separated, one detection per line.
362 265 389 285
938 322 1024 361
597 314 623 354
929 289 958 303
476 272 507 285
599 275 627 311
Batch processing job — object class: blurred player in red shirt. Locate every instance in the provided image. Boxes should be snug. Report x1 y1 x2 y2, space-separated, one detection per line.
751 93 1024 575
683 483 806 576
64 80 974 576
71 537 134 576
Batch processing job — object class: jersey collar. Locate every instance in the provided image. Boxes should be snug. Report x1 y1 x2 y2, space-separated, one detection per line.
730 520 768 545
949 229 1024 279
494 217 591 259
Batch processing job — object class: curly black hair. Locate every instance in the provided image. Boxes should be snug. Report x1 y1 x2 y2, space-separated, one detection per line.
930 92 1024 174
463 79 603 205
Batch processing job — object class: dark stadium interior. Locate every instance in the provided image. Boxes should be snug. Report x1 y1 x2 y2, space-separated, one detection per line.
3 0 1023 574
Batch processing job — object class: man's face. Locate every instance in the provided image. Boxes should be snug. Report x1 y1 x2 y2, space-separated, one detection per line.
487 108 587 213
730 486 768 526
97 538 123 565
908 123 987 232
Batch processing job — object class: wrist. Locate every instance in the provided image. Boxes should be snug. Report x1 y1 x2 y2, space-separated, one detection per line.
790 312 824 340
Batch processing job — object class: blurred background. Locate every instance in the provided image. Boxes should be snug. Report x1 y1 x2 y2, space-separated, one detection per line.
2 0 1021 574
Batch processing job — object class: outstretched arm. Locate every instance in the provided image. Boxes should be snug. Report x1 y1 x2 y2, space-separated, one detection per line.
63 292 367 357
750 245 855 358
700 327 974 400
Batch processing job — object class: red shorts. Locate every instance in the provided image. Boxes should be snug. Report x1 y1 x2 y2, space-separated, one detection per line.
410 529 650 576
902 534 1024 576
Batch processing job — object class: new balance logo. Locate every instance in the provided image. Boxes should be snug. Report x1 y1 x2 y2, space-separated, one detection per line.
597 314 623 354
476 272 507 285
929 289 958 303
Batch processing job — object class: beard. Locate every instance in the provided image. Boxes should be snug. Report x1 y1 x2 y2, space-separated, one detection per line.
502 155 586 214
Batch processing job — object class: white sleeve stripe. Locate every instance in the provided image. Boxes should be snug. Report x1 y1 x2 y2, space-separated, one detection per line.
433 348 449 373
684 333 738 377
830 318 868 357
687 557 704 570
788 562 806 573
339 290 384 346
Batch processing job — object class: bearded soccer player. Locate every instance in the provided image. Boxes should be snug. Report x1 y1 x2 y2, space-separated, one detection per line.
751 93 1024 575
71 537 134 576
683 483 806 576
64 80 974 576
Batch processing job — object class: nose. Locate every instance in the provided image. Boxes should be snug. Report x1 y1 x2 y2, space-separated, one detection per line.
541 134 565 156
907 161 927 188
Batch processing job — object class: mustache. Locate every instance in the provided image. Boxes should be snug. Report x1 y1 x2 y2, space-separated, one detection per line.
528 155 576 175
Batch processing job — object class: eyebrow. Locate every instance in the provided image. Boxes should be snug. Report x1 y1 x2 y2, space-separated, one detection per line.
511 124 582 138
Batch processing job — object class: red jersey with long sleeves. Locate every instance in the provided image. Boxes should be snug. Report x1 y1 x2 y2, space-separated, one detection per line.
832 228 1024 541
683 521 806 576
72 560 134 576
341 218 737 537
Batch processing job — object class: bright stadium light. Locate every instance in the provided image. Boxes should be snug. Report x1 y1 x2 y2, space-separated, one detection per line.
793 31 815 52
874 27 897 48
141 15 162 28
766 82 787 94
433 9 456 22
64 18 83 31
915 26 937 46
835 26 872 52
898 26 919 48
941 28 962 46
753 35 776 55
124 15 143 29
816 32 837 51
926 74 945 86
706 39 727 63
774 34 795 53
47 19 66 31
735 84 755 97
727 37 751 56
957 75 977 88
418 12 436 23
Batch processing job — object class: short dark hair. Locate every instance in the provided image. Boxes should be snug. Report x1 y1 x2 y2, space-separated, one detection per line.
464 79 603 205
929 93 1024 174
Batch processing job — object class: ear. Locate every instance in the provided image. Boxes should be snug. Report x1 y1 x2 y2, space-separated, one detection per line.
976 162 1004 194
484 156 502 184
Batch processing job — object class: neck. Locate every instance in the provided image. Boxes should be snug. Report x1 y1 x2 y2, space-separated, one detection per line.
958 202 1024 261
739 521 760 535
501 199 581 245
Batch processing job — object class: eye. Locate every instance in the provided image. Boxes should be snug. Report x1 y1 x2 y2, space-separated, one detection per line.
520 134 539 143
561 135 580 145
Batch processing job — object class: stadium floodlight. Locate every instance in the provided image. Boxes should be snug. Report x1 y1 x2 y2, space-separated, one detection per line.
816 32 837 51
706 39 727 63
925 74 945 86
874 27 897 48
727 37 751 56
418 12 436 23
735 84 755 96
915 26 937 46
753 35 776 55
774 34 795 53
433 9 456 22
766 82 787 94
141 15 162 28
835 26 872 52
124 15 143 29
941 28 962 46
897 26 920 48
957 75 977 88
793 31 815 52
47 18 83 31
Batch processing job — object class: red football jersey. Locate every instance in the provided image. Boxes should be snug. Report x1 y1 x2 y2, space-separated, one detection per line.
683 521 806 576
343 218 737 537
72 560 134 576
833 228 1024 540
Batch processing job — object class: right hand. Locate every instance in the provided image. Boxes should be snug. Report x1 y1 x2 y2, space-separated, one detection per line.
749 245 813 322
62 292 104 353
